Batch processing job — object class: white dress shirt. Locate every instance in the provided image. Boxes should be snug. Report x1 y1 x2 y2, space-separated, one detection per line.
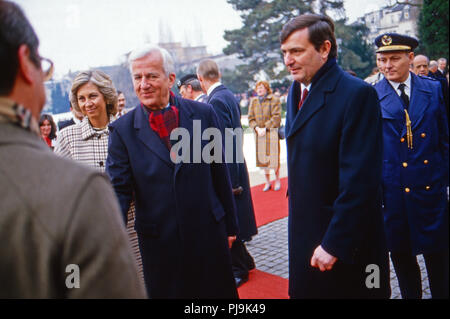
300 83 312 94
388 72 411 100
207 82 222 96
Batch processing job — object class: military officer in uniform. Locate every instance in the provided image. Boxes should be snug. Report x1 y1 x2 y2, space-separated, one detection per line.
374 33 449 299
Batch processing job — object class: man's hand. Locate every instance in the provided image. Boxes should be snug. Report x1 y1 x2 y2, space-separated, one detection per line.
310 245 337 271
228 236 237 249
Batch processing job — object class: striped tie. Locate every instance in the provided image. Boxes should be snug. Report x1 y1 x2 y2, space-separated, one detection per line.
298 88 309 110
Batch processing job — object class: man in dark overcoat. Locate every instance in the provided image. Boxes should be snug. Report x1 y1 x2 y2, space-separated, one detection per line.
281 14 391 299
197 59 257 287
374 33 449 299
106 45 239 299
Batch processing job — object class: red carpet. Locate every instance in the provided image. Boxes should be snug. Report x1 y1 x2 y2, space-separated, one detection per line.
238 270 289 299
235 177 289 299
250 177 288 227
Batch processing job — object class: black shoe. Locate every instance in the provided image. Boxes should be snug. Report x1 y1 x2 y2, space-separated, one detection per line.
235 273 249 288
247 258 256 271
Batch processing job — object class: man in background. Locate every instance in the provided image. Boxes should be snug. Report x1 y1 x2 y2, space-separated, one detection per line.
177 74 207 103
413 54 448 117
429 60 439 76
116 90 128 118
0 0 146 298
197 59 257 288
413 54 430 77
437 58 448 78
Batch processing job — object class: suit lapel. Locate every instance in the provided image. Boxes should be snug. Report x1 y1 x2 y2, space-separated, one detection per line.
174 99 194 176
378 78 405 120
378 75 431 136
206 85 223 103
134 105 173 168
286 64 341 138
409 73 431 131
285 81 299 138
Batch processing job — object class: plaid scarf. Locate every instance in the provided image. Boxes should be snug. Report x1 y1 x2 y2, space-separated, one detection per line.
0 97 40 136
146 92 179 150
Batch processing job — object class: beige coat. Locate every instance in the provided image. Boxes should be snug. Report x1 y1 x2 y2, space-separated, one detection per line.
248 94 281 169
0 122 146 298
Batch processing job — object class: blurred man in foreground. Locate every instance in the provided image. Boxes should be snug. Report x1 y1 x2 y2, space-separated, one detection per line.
0 0 146 298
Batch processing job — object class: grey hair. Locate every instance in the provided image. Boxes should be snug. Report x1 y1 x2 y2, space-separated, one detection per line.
429 60 438 68
128 44 175 77
70 70 118 117
197 59 220 81
189 79 203 92
438 58 447 64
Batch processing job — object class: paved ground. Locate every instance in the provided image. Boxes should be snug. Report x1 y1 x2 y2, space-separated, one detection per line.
243 130 432 299
245 217 431 299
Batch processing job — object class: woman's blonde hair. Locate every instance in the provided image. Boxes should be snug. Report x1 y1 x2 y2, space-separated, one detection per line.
254 80 272 95
70 70 118 116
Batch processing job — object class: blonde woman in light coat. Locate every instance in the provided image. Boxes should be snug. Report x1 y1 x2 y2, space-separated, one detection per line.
248 80 282 191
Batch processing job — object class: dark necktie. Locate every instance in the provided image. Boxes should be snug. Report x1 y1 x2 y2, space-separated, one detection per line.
398 83 409 108
298 88 309 110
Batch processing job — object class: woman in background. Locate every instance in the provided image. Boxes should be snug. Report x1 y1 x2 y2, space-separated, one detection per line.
248 81 282 191
39 113 57 150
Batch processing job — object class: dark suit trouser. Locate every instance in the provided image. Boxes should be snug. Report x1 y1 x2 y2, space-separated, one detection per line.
231 239 255 278
391 250 449 299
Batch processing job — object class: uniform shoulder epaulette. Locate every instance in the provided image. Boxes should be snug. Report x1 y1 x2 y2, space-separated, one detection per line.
418 75 437 81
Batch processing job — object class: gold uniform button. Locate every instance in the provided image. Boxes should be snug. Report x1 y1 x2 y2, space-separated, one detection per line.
400 138 405 143
425 186 431 190
402 162 408 168
424 160 429 164
405 188 410 193
421 133 426 138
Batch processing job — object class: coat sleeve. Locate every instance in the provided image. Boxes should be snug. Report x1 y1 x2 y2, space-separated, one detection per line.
63 174 147 298
54 128 72 159
207 106 239 237
248 99 258 130
106 125 134 224
321 84 383 264
265 97 282 129
210 98 240 188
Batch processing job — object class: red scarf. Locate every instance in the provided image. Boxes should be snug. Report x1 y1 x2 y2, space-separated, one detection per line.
147 92 179 150
43 136 52 148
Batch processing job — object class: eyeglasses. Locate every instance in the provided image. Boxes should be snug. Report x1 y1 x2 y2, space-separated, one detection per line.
40 57 54 81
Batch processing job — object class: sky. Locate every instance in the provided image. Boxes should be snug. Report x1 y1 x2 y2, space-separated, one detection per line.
13 0 389 78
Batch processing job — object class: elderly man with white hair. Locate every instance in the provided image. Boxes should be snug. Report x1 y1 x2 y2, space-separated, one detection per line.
106 44 239 299
437 58 448 77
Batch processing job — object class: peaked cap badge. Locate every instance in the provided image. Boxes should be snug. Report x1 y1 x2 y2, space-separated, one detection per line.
381 35 392 46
